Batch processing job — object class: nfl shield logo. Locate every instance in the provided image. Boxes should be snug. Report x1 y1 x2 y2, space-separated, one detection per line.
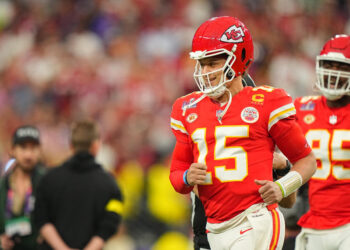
329 115 337 125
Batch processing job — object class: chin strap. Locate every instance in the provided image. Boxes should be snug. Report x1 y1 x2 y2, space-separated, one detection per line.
217 89 232 124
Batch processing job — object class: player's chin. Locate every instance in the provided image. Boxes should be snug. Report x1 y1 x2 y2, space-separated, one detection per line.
20 162 36 172
209 91 225 101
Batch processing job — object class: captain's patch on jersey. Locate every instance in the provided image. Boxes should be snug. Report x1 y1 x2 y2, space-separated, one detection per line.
186 113 198 123
303 114 315 124
241 107 259 123
252 94 264 105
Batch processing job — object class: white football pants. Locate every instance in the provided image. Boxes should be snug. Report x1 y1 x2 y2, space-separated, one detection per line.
207 203 285 250
295 223 350 250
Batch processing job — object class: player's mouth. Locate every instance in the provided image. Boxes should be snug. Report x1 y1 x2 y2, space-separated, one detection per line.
329 79 346 89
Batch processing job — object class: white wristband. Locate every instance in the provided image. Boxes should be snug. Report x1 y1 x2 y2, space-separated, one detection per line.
275 171 302 198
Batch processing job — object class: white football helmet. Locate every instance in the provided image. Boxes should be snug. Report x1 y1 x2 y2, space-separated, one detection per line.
316 34 350 100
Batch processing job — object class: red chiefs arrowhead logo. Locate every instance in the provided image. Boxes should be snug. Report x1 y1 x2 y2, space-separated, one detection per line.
221 25 245 43
239 228 253 235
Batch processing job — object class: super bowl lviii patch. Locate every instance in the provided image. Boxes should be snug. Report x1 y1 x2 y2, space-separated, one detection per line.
241 107 259 123
300 102 315 111
182 98 197 110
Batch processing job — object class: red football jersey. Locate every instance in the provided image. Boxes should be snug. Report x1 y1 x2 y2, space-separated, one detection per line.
170 86 311 223
295 96 350 229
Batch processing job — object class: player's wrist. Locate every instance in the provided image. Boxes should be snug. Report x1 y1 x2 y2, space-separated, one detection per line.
275 159 292 176
275 171 302 198
183 170 190 185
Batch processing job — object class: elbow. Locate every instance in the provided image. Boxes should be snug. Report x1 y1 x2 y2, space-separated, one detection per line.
178 187 193 194
309 151 317 176
169 174 193 194
170 178 192 194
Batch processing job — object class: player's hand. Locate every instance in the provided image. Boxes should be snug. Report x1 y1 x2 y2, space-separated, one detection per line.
254 180 283 204
272 152 287 170
186 163 207 186
0 234 14 250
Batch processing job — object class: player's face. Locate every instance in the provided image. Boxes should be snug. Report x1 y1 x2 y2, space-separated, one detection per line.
321 60 350 89
198 55 227 88
12 142 41 172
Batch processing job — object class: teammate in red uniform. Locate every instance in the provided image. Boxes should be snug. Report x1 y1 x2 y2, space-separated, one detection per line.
169 16 316 250
294 35 350 250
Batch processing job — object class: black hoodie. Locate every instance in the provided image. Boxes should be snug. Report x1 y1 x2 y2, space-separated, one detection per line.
34 151 123 250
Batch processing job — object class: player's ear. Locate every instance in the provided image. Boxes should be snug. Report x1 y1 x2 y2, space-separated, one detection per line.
90 139 101 156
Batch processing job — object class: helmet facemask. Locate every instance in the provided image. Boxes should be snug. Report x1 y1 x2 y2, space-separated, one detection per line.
190 49 236 98
316 56 350 100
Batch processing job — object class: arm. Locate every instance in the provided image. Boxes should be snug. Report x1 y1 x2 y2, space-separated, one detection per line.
273 152 297 208
0 234 14 250
34 174 50 232
170 140 208 193
170 101 202 194
83 236 104 250
40 223 70 250
94 177 123 243
0 178 14 250
256 151 315 205
278 192 297 208
33 173 73 249
256 119 317 205
169 141 195 194
288 152 316 185
276 152 315 205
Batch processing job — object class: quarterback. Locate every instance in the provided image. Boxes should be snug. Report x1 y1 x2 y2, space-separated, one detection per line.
169 16 316 250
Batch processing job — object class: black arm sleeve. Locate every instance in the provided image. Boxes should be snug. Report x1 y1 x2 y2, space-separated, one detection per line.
95 175 123 241
33 174 50 231
0 178 6 234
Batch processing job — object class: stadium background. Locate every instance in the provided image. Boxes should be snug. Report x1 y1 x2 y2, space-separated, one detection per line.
0 0 349 249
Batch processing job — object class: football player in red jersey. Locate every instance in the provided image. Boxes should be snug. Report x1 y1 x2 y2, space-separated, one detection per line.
169 16 316 250
294 35 350 250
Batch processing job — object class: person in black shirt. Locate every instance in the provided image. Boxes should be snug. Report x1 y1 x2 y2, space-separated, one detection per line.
34 120 123 250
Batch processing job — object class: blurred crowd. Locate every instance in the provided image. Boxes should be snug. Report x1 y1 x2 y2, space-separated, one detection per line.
0 0 349 249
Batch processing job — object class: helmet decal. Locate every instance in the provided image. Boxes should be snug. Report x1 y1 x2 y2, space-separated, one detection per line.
221 25 245 43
